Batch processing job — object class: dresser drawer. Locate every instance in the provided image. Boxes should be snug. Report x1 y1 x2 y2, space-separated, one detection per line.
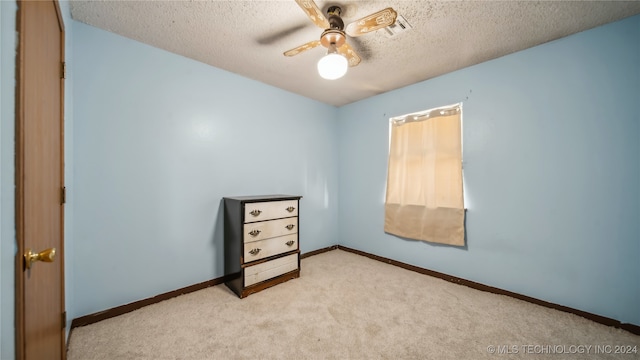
243 217 298 242
244 253 298 287
244 200 299 223
244 234 298 263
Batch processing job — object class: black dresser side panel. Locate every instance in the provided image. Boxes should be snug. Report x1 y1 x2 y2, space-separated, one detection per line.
223 197 242 295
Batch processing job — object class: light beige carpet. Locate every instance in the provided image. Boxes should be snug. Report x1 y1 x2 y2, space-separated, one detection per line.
67 249 639 359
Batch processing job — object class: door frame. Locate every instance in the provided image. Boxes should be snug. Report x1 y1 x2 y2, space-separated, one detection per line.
14 0 66 359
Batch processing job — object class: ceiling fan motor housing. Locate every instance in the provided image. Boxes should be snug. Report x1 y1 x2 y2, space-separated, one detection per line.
320 29 346 48
321 6 345 49
327 6 344 30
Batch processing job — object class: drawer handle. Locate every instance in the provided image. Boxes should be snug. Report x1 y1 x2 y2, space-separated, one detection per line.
285 224 295 230
286 206 295 213
249 229 261 237
249 248 261 256
286 240 295 247
249 209 262 217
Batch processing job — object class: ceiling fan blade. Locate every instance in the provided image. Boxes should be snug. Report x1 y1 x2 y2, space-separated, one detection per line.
338 43 361 67
294 0 330 29
284 40 322 57
345 7 398 37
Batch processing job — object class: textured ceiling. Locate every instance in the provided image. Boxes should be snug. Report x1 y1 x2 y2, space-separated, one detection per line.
70 1 640 107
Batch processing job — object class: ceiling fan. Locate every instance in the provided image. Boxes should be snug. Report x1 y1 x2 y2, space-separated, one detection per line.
284 0 398 80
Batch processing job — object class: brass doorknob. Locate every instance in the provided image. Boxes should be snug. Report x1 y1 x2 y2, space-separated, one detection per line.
24 248 56 269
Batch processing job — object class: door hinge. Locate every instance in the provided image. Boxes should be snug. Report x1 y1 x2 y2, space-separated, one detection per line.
61 62 66 79
61 186 66 205
62 311 67 329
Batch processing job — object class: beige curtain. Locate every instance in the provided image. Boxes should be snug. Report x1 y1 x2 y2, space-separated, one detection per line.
384 104 465 246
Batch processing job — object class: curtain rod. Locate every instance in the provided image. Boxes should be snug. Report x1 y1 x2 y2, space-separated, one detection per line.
390 103 461 125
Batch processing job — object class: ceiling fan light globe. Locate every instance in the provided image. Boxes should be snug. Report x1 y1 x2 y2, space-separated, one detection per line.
317 53 348 80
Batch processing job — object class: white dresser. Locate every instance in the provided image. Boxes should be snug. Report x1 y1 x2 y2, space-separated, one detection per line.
223 195 302 298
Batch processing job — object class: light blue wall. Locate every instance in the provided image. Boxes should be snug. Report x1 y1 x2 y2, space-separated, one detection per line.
1 1 17 358
71 22 339 319
337 14 640 326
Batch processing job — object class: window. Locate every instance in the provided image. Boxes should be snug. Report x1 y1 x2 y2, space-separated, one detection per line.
384 103 465 246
